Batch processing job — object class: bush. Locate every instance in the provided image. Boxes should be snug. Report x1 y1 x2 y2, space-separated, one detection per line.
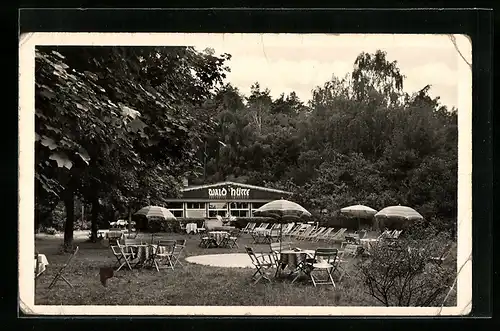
357 223 456 306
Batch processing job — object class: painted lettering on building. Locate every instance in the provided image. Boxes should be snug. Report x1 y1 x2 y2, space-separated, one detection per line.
208 186 250 199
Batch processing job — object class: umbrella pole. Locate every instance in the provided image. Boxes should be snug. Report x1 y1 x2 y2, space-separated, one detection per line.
280 222 283 253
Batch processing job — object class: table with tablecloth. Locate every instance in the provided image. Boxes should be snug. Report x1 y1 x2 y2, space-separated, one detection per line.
208 231 229 247
185 223 198 234
128 243 173 268
275 249 315 279
34 254 49 277
107 230 125 242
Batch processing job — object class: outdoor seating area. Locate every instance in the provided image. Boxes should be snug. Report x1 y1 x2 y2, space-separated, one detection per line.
34 200 456 307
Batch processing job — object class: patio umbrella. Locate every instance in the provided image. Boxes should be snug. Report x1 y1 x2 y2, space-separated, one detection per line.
374 205 423 230
134 206 177 241
340 205 377 230
253 199 312 253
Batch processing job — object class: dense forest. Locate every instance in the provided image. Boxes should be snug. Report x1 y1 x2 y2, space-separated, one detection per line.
35 46 457 249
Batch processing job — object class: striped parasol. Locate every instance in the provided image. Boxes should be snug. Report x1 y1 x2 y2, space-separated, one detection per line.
375 206 423 221
253 198 311 253
134 206 177 220
340 205 377 230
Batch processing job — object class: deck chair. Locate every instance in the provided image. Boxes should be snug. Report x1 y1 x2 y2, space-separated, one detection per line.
377 229 392 240
293 224 313 238
284 223 299 236
430 242 454 266
305 227 326 241
281 223 296 235
296 226 317 240
48 246 79 289
154 240 176 271
245 246 275 285
241 222 256 234
286 224 308 239
301 248 339 287
326 228 347 244
392 230 403 239
111 243 134 271
315 227 335 242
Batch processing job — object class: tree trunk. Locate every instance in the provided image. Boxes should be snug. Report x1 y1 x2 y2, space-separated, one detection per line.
90 197 99 242
63 190 75 251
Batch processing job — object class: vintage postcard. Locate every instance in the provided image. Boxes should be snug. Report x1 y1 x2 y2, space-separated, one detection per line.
19 33 472 316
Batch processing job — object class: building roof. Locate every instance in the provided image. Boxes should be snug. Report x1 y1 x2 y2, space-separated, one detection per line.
182 181 292 195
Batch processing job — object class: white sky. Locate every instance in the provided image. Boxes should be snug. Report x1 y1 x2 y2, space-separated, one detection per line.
190 34 471 109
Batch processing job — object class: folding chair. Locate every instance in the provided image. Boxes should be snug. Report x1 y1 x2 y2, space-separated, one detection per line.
48 246 79 289
154 240 176 271
245 246 275 285
199 230 216 248
337 244 358 281
171 239 186 268
269 242 292 267
226 229 240 248
301 248 339 287
111 243 134 271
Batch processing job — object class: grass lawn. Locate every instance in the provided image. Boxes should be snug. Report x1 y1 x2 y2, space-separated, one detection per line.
34 231 388 306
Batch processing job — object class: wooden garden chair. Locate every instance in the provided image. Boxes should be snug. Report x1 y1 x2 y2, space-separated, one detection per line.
154 240 176 271
337 244 359 281
111 243 134 271
199 230 216 248
171 239 186 268
225 229 240 248
269 242 292 266
48 246 79 289
301 248 339 287
245 246 275 285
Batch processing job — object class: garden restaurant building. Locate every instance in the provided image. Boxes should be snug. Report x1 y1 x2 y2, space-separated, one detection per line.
163 181 292 219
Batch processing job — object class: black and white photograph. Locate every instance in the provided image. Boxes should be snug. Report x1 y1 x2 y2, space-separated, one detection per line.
19 33 472 315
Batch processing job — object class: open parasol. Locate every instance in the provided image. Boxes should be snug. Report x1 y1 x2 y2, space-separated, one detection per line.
134 206 176 241
253 198 311 253
374 205 423 230
340 204 377 230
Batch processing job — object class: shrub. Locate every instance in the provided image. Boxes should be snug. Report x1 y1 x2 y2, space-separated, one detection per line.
357 223 456 306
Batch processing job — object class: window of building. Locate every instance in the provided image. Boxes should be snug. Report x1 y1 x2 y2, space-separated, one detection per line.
166 202 183 209
230 202 250 218
172 210 184 218
209 202 228 218
186 202 206 210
